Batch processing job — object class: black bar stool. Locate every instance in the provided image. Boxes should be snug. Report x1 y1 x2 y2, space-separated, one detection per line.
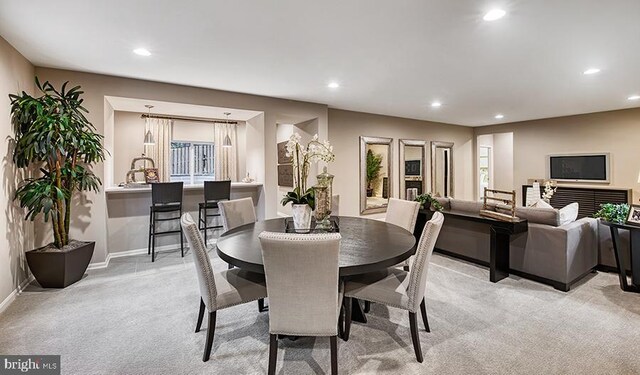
198 180 231 245
148 182 185 262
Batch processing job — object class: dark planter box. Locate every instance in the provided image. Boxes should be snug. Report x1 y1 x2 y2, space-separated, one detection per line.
26 241 95 288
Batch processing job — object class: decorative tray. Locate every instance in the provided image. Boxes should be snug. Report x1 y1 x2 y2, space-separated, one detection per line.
284 216 340 233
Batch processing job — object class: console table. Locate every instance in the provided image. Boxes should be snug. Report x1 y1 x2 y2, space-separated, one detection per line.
600 220 640 293
416 209 528 283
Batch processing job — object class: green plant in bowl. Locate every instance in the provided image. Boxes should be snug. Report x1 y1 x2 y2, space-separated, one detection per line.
414 193 443 211
594 203 629 224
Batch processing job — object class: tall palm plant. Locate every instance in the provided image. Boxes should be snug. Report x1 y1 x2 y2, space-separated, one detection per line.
9 78 105 249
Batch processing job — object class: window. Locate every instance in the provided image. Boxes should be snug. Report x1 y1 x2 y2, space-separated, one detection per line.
478 146 491 199
170 141 215 184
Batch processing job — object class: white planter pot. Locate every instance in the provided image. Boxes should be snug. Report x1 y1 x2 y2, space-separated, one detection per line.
292 204 312 232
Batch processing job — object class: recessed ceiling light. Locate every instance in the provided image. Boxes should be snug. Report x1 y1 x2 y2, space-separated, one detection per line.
627 95 640 101
327 82 340 89
431 101 442 108
494 114 504 119
133 48 151 56
583 68 600 75
483 9 506 21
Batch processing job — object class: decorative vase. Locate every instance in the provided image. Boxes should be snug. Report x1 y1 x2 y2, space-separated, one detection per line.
292 204 312 232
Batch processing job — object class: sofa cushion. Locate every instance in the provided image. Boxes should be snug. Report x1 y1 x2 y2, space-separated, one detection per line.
515 206 560 226
559 202 579 225
434 197 451 210
450 199 486 214
533 199 553 209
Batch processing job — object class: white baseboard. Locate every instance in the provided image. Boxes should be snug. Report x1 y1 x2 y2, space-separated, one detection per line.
86 241 215 270
0 275 35 315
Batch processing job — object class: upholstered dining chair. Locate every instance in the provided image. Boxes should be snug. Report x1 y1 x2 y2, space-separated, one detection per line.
259 232 343 375
180 213 267 362
364 197 421 313
343 211 444 363
218 197 256 232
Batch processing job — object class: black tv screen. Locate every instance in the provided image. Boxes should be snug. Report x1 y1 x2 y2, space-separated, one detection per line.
405 160 421 176
549 155 608 181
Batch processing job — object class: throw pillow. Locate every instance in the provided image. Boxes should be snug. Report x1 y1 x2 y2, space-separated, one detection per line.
533 199 553 209
559 202 579 225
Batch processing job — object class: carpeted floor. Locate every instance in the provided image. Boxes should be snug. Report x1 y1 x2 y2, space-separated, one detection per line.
1 244 639 375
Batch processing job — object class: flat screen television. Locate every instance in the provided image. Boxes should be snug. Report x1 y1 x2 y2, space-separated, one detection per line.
405 160 421 176
547 154 609 183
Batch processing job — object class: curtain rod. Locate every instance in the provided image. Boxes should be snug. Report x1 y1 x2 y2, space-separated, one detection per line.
141 113 238 124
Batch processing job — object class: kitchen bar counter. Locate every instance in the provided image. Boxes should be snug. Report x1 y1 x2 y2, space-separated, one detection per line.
105 182 262 194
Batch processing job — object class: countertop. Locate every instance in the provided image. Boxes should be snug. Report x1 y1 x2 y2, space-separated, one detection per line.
105 182 263 194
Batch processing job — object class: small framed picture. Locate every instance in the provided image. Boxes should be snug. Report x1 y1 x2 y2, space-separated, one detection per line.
144 168 160 183
627 205 640 226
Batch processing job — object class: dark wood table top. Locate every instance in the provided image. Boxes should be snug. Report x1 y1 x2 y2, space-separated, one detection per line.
419 209 528 233
599 219 640 231
216 216 417 277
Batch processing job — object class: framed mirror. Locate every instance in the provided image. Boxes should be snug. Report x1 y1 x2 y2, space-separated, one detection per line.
399 139 427 201
431 141 454 197
360 136 392 214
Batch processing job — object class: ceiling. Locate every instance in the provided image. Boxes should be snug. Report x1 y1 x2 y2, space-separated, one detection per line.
1 0 639 126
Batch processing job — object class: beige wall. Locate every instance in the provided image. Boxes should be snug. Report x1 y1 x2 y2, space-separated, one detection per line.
34 67 329 264
0 37 34 308
328 109 475 217
474 108 640 202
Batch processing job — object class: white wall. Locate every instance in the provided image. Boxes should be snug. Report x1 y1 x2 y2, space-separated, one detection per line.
0 37 35 309
329 109 475 218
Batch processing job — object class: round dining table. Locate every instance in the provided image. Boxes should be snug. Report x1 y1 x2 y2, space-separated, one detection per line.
216 216 417 322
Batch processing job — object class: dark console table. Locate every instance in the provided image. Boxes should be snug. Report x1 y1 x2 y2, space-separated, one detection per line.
416 209 528 283
600 220 640 293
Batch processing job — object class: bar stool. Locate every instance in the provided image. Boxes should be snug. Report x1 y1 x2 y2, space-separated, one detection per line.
198 180 231 245
148 182 185 262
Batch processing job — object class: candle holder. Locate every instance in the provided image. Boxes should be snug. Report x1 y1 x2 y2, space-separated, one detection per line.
314 167 334 230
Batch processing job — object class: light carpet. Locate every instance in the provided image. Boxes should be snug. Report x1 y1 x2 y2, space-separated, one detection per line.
1 247 639 375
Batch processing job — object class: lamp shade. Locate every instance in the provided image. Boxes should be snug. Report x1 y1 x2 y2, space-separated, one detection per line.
143 130 155 145
223 134 232 148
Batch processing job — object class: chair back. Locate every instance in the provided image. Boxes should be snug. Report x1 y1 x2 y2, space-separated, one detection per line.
181 213 217 311
259 232 341 336
407 211 444 312
218 197 256 231
204 180 231 202
151 182 184 205
386 198 420 233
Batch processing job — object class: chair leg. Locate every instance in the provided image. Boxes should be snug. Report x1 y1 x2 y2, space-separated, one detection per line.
268 334 278 375
330 335 338 375
258 298 268 312
364 301 371 313
408 312 423 363
203 207 208 246
203 311 216 362
148 208 153 255
420 298 431 332
228 263 234 269
180 209 185 257
195 298 205 333
151 212 156 262
343 297 352 341
338 304 344 339
403 265 410 272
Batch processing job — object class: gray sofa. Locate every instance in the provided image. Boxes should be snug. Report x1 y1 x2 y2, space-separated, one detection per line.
430 198 598 291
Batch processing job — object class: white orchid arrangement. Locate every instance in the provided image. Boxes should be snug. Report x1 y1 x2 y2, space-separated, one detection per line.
542 181 557 203
281 133 335 208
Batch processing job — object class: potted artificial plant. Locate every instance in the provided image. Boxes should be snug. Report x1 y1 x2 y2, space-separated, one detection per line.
281 133 334 231
365 149 383 197
10 78 105 288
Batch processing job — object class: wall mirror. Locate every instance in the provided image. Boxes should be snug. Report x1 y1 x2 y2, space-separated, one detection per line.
431 141 454 197
360 136 392 214
399 139 427 201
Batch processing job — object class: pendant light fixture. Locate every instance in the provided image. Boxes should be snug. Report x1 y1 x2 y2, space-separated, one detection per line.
222 112 232 148
143 105 156 146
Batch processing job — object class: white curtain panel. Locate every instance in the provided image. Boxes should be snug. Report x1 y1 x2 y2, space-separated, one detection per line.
144 118 172 182
214 122 237 181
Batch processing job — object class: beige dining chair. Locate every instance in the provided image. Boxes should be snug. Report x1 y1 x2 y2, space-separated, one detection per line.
218 197 256 232
181 213 268 362
364 197 421 313
343 211 444 363
259 231 343 375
